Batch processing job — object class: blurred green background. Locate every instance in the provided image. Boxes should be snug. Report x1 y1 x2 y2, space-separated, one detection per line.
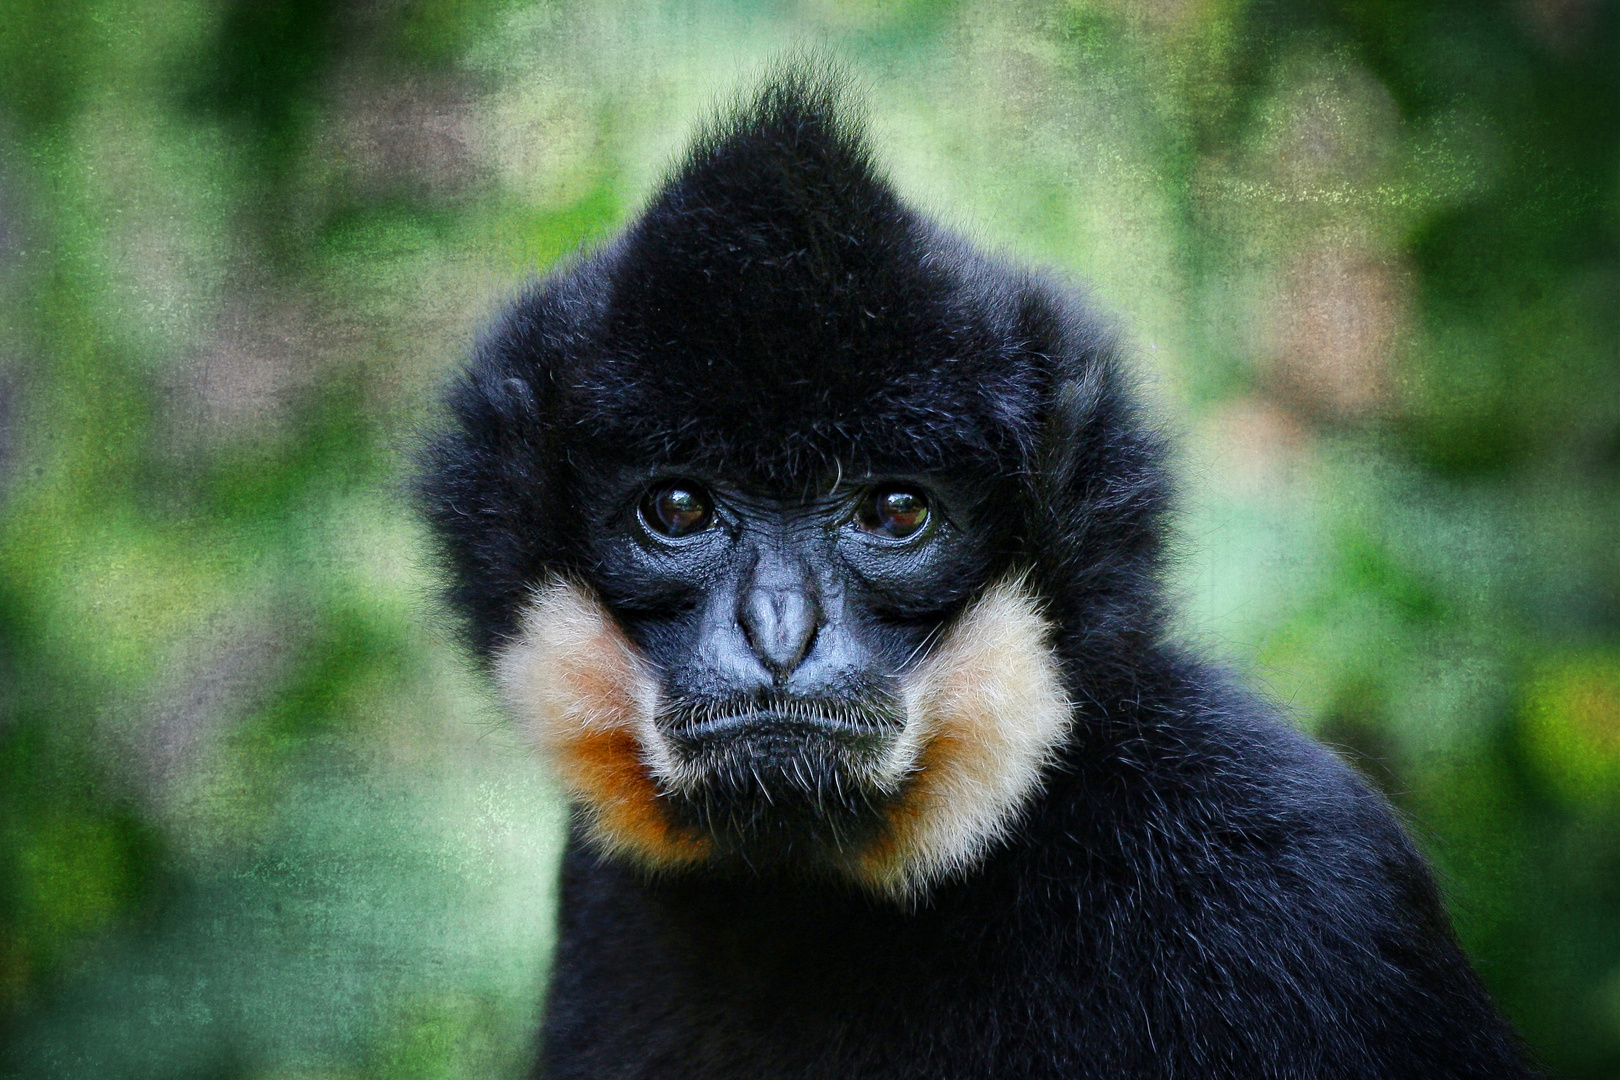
0 0 1616 1076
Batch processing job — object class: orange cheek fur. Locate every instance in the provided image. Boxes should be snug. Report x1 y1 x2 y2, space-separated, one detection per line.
495 575 1069 896
494 581 711 869
558 727 712 867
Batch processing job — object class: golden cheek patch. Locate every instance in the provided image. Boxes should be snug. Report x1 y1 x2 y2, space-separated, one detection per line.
493 581 711 869
493 575 1070 896
851 575 1071 897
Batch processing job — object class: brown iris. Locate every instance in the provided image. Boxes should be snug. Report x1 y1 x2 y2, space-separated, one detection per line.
641 482 712 537
858 487 930 540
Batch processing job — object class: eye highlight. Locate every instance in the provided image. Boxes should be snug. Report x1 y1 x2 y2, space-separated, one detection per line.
857 487 930 540
641 482 713 538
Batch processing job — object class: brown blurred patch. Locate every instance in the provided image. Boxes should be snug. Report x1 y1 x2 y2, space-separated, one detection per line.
1202 394 1312 494
327 75 480 200
168 294 321 446
1264 247 1410 422
129 615 295 816
1519 0 1604 58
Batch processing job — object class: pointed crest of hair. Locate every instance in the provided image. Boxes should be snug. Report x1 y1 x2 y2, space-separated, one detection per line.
590 61 976 488
625 61 906 289
674 60 876 207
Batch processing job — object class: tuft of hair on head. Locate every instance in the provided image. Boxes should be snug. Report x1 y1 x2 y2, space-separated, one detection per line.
679 56 873 201
631 56 903 298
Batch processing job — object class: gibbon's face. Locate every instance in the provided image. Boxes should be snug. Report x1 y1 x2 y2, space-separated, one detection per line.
439 77 1087 896
589 470 980 848
494 454 1071 896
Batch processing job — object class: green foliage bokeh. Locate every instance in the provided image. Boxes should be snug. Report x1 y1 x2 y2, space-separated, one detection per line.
1 1 1616 1077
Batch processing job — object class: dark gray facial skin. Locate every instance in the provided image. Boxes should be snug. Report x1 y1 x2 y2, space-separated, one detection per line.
579 469 998 859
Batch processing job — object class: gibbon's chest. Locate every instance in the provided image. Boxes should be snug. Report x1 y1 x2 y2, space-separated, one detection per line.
537 840 1108 1080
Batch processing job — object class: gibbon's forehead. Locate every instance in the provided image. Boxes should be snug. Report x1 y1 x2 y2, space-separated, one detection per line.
570 342 1040 491
568 78 1044 486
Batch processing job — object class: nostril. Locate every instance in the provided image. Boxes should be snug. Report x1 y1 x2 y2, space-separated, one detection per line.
739 587 819 676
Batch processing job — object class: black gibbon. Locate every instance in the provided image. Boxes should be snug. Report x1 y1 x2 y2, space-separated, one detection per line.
420 71 1533 1079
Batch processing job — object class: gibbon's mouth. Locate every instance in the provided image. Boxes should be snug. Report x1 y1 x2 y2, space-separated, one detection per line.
652 705 906 861
647 699 907 849
664 707 902 748
656 702 907 788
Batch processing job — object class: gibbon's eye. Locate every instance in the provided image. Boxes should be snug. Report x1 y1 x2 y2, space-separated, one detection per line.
857 487 930 540
641 482 713 538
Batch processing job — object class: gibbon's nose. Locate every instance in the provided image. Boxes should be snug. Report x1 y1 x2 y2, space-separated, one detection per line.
738 579 820 678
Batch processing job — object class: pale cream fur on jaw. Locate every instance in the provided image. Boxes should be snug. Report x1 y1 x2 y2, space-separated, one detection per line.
492 575 1071 896
858 574 1071 895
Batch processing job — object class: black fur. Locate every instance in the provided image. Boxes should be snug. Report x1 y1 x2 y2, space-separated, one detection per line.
420 70 1533 1079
